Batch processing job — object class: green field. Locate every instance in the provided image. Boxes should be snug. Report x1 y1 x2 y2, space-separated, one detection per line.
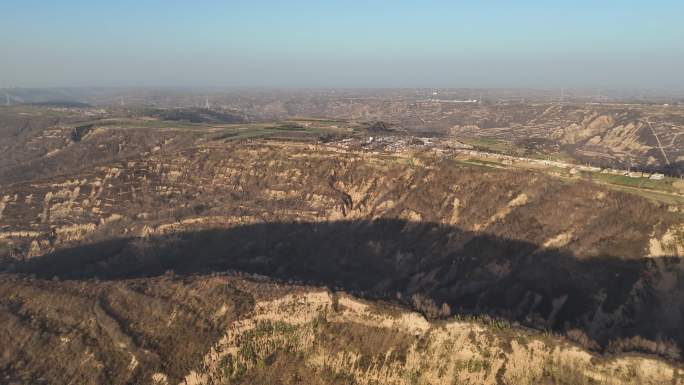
289 117 347 125
448 148 684 205
587 173 679 193
209 121 349 142
77 117 349 141
460 137 516 154
459 136 575 163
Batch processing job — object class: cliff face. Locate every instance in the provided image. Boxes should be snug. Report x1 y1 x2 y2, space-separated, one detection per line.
185 290 682 385
2 139 683 357
1 141 680 258
0 274 255 385
2 275 681 385
1 121 684 384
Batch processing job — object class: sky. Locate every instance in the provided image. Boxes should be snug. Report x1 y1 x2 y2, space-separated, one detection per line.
1 0 683 89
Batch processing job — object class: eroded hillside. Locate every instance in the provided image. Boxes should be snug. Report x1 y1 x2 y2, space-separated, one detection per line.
1 137 683 349
0 274 253 385
2 274 682 385
1 108 683 384
186 289 683 385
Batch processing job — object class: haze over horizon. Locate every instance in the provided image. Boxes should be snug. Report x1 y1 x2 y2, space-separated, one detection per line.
2 0 684 90
4 2 684 383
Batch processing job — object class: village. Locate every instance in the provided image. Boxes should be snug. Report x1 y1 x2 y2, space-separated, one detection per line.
327 134 669 181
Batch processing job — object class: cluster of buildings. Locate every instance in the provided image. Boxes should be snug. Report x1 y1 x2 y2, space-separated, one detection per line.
599 169 665 180
459 148 668 181
332 136 446 153
327 135 670 182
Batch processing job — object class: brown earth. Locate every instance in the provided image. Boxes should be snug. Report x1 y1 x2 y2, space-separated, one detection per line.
0 104 683 384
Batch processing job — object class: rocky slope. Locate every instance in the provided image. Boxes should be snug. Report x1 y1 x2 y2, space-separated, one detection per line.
0 112 683 383
0 274 253 385
2 275 682 385
1 138 683 345
186 289 683 385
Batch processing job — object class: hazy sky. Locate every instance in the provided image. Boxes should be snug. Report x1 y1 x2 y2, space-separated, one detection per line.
2 0 683 89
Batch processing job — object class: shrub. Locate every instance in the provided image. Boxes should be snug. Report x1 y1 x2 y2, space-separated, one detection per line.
607 335 681 360
565 329 599 351
410 294 451 318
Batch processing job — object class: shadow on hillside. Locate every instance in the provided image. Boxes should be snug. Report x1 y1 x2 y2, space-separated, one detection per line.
6 218 684 357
